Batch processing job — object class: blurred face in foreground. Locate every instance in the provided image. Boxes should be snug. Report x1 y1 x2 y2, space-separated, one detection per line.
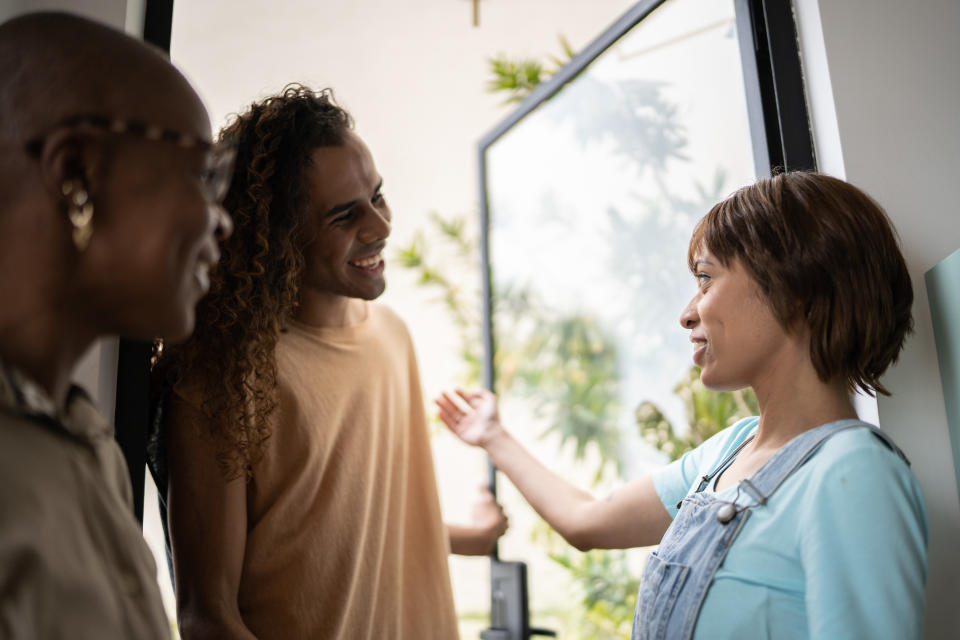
76 112 232 342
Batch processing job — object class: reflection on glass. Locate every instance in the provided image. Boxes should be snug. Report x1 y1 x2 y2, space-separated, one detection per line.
484 0 758 633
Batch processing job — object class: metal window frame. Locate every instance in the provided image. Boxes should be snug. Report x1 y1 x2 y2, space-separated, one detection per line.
479 0 815 480
476 0 814 636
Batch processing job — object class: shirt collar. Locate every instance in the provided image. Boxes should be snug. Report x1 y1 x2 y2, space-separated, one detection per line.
0 358 112 441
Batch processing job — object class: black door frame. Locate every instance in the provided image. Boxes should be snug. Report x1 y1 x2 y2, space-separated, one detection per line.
114 0 175 525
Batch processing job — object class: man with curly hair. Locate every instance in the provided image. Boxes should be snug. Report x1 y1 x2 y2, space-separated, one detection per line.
152 85 506 639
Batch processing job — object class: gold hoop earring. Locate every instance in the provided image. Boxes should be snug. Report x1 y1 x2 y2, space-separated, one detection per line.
61 180 93 251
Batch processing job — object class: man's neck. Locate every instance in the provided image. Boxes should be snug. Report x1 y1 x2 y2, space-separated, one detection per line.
293 293 369 328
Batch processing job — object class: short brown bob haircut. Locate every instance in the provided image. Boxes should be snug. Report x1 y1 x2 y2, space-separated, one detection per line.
688 171 913 396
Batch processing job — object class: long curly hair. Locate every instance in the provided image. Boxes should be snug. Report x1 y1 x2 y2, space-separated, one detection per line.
155 84 353 479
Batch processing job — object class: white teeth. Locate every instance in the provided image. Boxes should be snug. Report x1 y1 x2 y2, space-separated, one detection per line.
350 253 382 269
195 263 210 292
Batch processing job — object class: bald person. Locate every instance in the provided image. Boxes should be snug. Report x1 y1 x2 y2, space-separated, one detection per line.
0 12 231 638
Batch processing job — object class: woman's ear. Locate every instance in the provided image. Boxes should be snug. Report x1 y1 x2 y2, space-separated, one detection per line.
37 129 105 251
36 128 102 201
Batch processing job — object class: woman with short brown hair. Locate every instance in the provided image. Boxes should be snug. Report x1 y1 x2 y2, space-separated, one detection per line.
439 171 927 639
689 170 913 397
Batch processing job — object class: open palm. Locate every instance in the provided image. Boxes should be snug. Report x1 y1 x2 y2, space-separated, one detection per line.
434 388 502 447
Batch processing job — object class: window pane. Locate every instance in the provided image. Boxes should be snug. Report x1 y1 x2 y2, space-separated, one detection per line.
484 0 757 633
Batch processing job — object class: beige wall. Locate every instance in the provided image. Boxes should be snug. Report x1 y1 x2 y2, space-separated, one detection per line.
795 1 960 637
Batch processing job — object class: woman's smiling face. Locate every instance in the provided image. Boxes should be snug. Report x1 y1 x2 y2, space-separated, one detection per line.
679 247 793 392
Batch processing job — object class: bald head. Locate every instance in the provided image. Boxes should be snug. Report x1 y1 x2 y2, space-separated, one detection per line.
0 11 208 148
0 11 225 357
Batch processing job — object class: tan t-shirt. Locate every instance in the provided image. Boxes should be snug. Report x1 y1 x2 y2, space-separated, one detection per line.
235 303 458 639
0 361 170 639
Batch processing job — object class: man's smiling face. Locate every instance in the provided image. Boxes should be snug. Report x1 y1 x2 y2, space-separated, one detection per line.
299 130 391 303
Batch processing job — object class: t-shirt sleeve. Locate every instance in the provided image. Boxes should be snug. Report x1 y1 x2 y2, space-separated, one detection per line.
650 418 757 519
651 446 707 519
800 441 928 640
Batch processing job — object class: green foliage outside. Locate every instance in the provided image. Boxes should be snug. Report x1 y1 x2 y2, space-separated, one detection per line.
486 36 577 104
397 39 759 637
396 218 625 481
637 366 758 462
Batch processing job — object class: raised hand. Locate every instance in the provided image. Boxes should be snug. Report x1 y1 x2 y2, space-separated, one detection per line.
434 388 503 448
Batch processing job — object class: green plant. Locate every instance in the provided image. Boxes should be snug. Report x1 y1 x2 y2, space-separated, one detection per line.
486 36 576 104
394 212 483 385
637 366 758 462
547 548 639 638
513 314 622 479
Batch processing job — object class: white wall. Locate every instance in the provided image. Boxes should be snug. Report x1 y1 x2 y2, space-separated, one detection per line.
794 1 960 637
0 0 124 26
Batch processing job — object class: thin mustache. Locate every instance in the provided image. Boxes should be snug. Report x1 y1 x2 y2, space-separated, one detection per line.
352 242 386 260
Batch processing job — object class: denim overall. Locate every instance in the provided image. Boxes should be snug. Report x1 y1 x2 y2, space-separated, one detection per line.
631 419 908 640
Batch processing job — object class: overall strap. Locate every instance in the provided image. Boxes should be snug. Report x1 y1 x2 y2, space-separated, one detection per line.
695 434 755 493
738 419 909 506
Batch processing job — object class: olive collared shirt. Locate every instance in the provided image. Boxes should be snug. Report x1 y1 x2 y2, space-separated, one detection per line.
0 361 169 639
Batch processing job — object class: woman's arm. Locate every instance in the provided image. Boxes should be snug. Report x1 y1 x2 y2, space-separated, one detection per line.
435 389 672 550
165 396 257 640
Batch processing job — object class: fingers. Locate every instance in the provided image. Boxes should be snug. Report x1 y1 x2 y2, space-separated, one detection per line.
471 484 499 509
433 387 495 413
434 391 465 429
455 387 487 407
475 485 496 505
489 497 508 533
435 388 487 422
434 387 505 449
491 502 509 537
471 486 508 532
